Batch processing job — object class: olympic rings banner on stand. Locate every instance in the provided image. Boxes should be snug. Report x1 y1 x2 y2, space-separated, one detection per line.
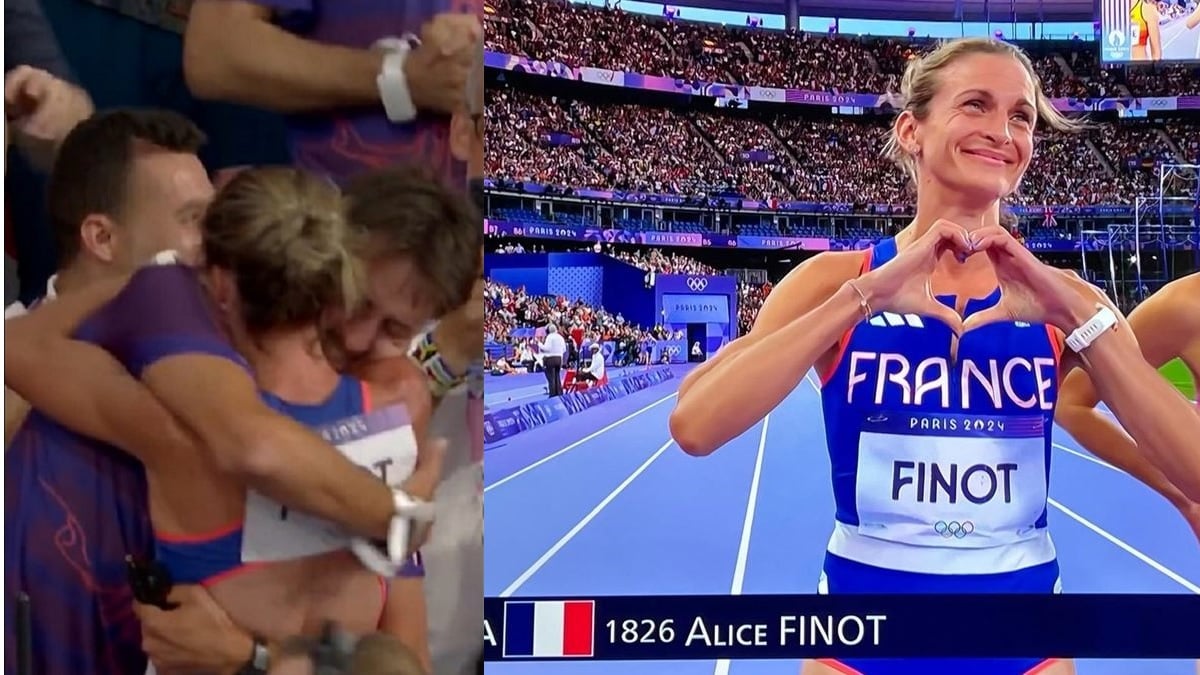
482 368 675 445
483 594 1200 661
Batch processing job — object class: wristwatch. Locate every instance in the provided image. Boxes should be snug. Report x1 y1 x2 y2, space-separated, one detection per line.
1064 304 1119 353
236 636 270 675
375 36 419 123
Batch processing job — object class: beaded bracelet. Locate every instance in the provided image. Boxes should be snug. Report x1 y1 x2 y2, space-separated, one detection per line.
409 332 467 398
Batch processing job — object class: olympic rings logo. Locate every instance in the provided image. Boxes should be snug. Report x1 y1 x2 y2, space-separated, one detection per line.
664 346 680 356
686 277 709 292
933 520 975 539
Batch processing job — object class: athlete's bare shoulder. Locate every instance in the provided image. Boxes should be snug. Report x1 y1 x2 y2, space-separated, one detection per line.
753 250 868 335
1131 273 1200 330
1122 273 1200 368
358 357 433 438
1158 273 1200 314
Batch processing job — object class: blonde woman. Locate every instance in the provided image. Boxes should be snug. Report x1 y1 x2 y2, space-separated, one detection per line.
672 37 1102 675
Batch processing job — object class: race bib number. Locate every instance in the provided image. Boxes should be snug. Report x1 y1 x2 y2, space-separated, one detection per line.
241 405 418 562
855 412 1047 549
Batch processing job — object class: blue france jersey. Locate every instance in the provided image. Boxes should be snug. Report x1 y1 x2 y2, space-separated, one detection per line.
819 238 1062 575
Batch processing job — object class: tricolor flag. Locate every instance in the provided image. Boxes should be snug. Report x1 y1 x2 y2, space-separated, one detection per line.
503 600 595 658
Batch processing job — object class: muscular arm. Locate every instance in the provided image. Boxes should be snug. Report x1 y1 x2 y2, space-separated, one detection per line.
1074 325 1200 502
670 252 862 456
1057 279 1200 505
9 266 397 539
4 277 184 460
182 0 384 112
141 356 397 538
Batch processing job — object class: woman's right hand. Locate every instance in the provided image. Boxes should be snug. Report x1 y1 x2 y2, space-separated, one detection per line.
853 219 974 334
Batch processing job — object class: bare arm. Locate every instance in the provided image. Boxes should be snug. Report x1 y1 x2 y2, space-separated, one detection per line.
183 0 384 112
7 268 397 539
4 391 31 447
1147 3 1163 59
142 355 396 539
3 277 184 461
380 578 432 674
1074 325 1200 502
1057 280 1199 508
670 252 861 456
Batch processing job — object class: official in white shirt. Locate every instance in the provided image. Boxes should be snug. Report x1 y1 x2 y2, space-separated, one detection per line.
539 324 567 397
577 343 605 384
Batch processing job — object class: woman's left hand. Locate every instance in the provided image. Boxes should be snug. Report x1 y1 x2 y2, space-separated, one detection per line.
961 225 1101 334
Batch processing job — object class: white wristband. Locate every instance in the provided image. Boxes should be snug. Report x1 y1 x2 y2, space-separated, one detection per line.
350 489 435 576
1064 304 1118 353
376 37 418 123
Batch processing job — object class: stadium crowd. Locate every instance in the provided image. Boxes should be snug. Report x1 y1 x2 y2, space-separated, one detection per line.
609 247 720 276
484 278 673 372
485 245 781 341
484 0 1200 97
487 83 1196 206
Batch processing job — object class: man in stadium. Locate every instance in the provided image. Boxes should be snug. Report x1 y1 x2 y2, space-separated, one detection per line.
417 41 486 675
5 116 444 675
181 0 482 185
5 108 210 446
576 343 606 385
124 64 487 675
539 323 567 397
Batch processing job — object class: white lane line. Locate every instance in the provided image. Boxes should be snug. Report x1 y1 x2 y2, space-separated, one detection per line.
731 416 771 594
713 416 771 675
485 392 677 492
1048 497 1200 594
1052 443 1123 473
498 438 676 597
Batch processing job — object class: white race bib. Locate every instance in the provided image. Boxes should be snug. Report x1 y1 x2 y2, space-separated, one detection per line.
854 412 1047 549
241 405 418 562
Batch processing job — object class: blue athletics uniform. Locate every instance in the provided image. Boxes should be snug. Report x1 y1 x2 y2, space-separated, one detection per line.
815 238 1064 675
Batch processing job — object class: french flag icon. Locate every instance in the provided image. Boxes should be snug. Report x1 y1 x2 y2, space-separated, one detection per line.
503 600 595 658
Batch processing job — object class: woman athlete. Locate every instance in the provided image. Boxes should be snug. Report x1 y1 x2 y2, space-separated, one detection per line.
1131 0 1163 61
5 168 451 670
671 37 1119 675
1058 272 1200 521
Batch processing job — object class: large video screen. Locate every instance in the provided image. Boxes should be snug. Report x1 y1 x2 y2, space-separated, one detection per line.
1100 0 1200 63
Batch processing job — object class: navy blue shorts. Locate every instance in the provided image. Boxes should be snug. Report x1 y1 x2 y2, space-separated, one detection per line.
816 552 1062 675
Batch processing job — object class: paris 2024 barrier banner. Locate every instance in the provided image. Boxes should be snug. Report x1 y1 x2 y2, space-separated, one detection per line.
483 367 675 445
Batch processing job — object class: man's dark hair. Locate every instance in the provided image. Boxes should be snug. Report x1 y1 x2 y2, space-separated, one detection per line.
47 108 206 266
344 165 482 316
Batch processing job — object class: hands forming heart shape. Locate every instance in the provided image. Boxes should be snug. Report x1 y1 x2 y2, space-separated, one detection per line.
853 219 1103 336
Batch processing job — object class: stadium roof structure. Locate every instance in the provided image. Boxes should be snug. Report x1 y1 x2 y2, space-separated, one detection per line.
689 0 1096 23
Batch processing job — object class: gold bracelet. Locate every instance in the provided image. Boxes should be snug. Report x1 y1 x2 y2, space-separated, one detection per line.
845 280 873 320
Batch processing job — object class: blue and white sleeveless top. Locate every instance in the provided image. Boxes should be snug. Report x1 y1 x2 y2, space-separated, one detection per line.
819 238 1062 575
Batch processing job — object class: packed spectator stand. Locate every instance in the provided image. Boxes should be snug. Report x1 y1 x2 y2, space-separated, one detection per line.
483 0 1200 328
485 0 1199 208
486 0 1200 97
485 278 674 373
